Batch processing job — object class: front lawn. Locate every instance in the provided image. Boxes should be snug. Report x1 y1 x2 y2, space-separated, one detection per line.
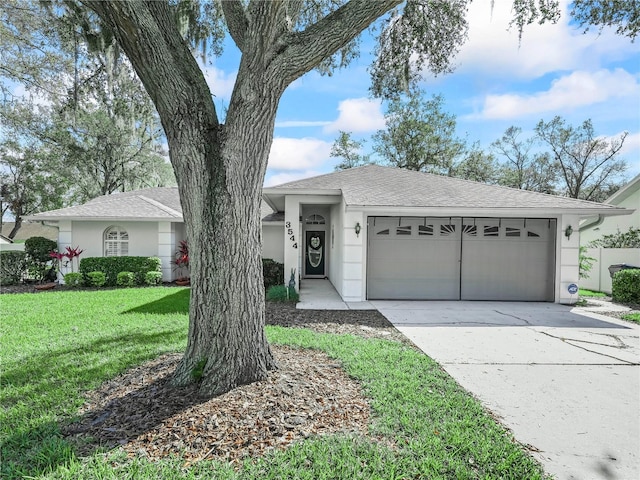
578 288 607 298
0 288 548 479
622 312 640 323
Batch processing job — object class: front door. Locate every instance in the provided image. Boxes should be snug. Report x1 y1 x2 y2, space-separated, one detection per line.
305 231 325 277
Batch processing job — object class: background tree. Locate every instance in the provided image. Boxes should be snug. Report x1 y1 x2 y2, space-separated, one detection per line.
0 0 175 225
535 116 627 201
29 0 626 396
491 126 558 193
451 142 499 183
571 0 639 40
330 131 370 170
0 140 66 239
373 90 466 174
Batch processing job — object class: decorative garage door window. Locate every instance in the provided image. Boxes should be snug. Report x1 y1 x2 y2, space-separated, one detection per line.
104 226 129 257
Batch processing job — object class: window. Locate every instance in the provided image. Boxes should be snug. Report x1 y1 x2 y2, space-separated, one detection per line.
104 226 129 257
462 225 477 236
377 229 390 236
483 225 499 237
418 225 434 236
527 231 540 238
305 214 325 225
440 224 456 236
506 227 521 237
396 226 412 235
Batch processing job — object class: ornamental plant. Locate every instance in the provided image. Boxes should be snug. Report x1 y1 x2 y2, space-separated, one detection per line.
172 240 189 279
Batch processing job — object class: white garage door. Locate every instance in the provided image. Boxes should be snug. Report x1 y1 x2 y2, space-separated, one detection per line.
366 217 556 301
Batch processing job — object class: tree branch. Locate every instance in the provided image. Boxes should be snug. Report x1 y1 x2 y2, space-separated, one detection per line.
276 0 401 82
220 0 248 52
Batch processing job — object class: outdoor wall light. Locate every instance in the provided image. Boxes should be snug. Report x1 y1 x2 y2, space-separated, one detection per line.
565 225 573 239
355 222 361 237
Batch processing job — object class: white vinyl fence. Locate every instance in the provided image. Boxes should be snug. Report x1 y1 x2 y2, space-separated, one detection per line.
581 248 640 294
0 243 25 252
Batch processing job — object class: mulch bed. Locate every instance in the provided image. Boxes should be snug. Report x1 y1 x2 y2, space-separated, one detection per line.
54 301 404 465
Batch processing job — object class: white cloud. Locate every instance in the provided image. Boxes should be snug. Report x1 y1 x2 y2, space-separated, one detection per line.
324 97 385 133
475 69 640 119
454 0 635 79
264 170 324 187
267 137 332 171
202 65 237 100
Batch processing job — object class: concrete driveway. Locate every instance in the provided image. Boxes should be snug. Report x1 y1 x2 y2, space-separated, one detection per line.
371 301 640 480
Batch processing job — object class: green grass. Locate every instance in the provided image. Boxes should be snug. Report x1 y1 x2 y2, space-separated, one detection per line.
1 288 549 479
622 312 640 323
579 289 607 298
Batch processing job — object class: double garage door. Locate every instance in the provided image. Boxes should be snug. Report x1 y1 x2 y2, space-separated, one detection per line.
367 217 556 301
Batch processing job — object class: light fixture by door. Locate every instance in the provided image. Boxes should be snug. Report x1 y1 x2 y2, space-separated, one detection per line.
355 222 361 237
565 225 573 239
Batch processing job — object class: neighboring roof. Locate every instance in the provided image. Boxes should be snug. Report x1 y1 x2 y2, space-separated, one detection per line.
0 222 58 241
27 187 277 222
602 174 640 205
264 165 632 215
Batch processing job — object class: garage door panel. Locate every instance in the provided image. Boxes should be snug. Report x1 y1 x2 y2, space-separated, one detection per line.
461 219 556 301
367 217 460 300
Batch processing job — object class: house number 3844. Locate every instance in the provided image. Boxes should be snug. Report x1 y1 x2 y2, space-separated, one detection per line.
285 222 297 249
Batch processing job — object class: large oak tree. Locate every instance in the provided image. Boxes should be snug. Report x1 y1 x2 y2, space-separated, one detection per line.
73 0 631 397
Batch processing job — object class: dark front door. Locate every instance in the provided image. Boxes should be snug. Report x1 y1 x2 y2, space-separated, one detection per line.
305 231 325 276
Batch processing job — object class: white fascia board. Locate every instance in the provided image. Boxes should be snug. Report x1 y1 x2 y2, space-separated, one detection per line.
345 205 634 218
25 216 185 222
262 188 342 197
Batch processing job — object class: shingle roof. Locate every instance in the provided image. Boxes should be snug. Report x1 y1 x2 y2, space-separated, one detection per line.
267 165 626 211
27 187 279 222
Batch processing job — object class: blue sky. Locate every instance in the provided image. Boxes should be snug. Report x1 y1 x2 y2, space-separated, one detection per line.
201 0 640 188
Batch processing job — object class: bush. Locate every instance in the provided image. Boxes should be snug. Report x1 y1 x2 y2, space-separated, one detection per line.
612 269 640 304
24 237 57 263
0 251 27 285
145 271 163 286
262 259 284 290
79 256 161 286
86 271 106 287
116 271 136 287
24 236 57 281
63 272 83 287
266 285 299 302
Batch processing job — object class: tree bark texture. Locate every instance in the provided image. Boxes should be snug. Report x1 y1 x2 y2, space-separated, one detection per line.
85 0 399 396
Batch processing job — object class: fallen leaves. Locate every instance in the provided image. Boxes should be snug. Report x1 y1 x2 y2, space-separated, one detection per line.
63 345 371 465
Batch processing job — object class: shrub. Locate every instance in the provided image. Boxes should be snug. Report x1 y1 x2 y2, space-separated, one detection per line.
262 258 284 290
145 271 163 286
63 272 83 287
24 236 57 281
590 227 640 248
116 271 136 287
86 271 106 287
612 269 640 305
0 251 27 285
79 256 161 286
24 237 57 263
266 285 298 302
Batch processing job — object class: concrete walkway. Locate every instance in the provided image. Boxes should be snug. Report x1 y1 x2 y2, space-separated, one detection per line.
296 279 374 310
372 301 640 480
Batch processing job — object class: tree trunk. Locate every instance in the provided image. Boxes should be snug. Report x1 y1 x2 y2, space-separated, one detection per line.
8 216 21 239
